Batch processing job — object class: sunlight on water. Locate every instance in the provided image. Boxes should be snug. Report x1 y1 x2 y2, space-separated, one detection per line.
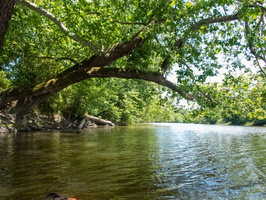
0 124 266 199
150 123 266 199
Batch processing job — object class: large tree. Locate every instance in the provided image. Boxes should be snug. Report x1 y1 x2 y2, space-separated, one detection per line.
0 0 265 118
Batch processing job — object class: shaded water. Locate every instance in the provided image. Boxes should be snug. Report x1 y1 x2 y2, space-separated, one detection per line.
0 123 266 200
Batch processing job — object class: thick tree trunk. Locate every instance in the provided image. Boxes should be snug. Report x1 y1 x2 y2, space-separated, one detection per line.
9 92 56 120
0 0 16 49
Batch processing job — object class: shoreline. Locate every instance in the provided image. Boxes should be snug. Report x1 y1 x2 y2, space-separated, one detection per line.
1 112 265 134
0 112 115 134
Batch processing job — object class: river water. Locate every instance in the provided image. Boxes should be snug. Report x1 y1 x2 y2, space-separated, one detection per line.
0 123 266 200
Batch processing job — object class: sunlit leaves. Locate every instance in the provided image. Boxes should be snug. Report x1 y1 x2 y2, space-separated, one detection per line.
41 78 181 124
0 71 10 90
5 0 263 83
186 74 266 125
1 0 266 120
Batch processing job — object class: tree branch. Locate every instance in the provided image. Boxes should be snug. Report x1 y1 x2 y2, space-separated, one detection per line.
103 18 155 58
160 57 171 74
34 56 79 64
0 67 196 109
161 11 243 76
111 20 148 25
190 13 240 31
248 4 266 12
17 0 99 53
244 20 266 76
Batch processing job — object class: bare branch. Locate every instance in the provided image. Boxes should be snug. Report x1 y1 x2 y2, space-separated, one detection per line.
17 0 99 53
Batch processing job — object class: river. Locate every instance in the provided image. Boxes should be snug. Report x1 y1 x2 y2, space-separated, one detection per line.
0 123 266 200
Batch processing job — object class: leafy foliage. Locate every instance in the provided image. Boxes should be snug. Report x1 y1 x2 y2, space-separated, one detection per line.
0 0 265 123
185 74 266 126
0 71 10 90
39 78 183 124
3 0 264 80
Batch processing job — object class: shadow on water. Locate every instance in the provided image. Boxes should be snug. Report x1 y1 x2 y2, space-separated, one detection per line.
0 123 266 199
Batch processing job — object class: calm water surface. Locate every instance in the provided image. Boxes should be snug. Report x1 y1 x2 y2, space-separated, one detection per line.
0 123 266 200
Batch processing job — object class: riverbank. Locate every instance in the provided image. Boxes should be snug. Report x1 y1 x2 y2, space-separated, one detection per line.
0 112 115 133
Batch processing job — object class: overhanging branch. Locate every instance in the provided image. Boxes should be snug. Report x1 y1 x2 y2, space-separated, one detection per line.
161 10 243 75
17 0 99 53
0 67 196 109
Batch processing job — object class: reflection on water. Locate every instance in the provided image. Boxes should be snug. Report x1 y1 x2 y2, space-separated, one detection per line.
0 124 266 200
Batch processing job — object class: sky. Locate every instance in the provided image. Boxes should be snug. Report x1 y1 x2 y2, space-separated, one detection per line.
167 54 259 84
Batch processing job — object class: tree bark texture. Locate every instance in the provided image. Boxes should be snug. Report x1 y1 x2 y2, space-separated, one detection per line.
0 0 16 49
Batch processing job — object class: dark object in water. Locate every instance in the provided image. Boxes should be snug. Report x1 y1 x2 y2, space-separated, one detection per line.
45 193 77 200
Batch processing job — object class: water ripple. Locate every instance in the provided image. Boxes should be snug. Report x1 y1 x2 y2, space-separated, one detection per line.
0 124 266 199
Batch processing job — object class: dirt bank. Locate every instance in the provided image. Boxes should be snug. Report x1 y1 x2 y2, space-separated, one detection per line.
0 112 115 133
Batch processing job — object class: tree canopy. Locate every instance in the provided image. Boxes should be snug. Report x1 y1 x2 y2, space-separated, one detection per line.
0 0 265 120
185 73 266 125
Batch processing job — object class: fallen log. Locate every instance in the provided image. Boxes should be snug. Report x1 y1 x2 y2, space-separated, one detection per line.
78 118 86 129
85 114 115 127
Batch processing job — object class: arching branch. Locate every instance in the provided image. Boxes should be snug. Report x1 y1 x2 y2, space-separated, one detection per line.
0 67 196 110
160 10 244 76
